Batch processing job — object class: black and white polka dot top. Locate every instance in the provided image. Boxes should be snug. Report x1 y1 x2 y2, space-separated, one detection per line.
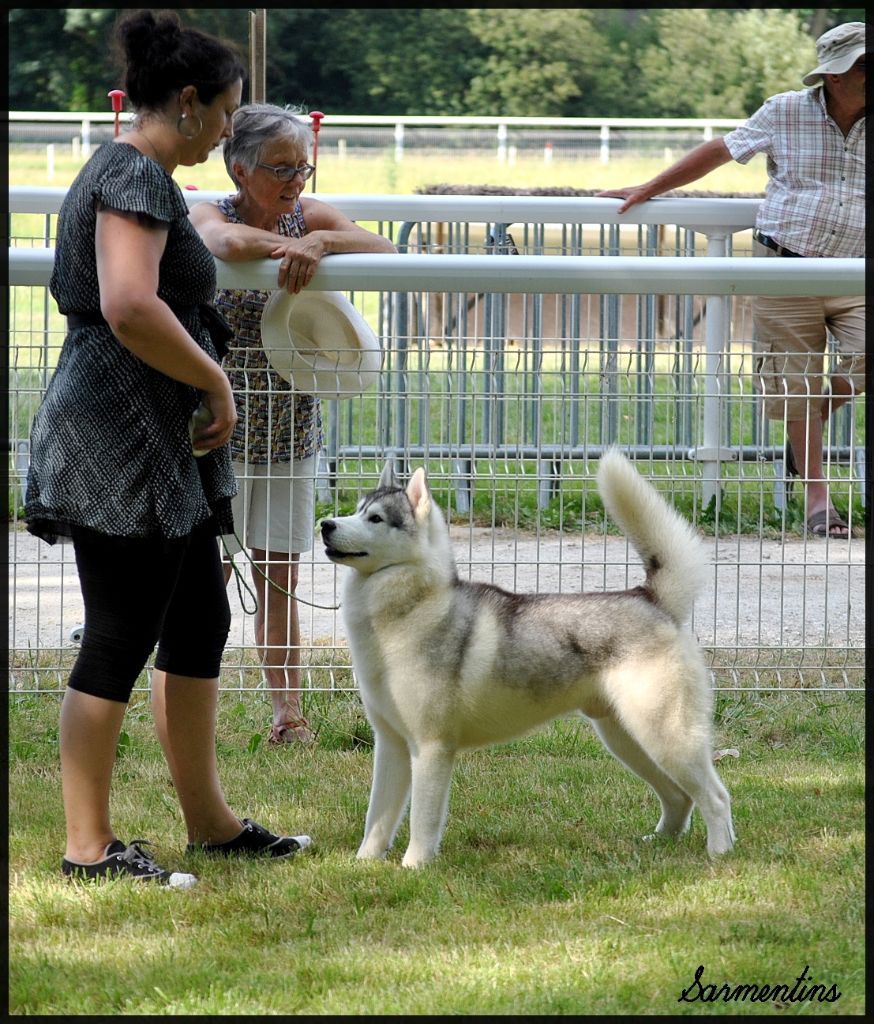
24 142 236 545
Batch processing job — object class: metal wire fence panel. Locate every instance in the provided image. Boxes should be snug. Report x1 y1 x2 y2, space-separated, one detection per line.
7 202 866 697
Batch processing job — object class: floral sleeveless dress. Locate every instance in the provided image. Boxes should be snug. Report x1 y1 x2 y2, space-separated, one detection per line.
213 196 323 465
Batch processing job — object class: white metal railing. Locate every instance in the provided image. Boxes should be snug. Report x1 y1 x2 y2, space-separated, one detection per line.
8 248 864 298
7 190 865 509
11 187 762 228
12 190 861 299
9 112 746 164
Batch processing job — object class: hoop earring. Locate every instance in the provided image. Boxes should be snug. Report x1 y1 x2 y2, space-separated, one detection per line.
176 113 203 139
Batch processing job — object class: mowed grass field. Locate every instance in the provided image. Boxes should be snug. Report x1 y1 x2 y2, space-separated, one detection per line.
7 690 865 1016
9 142 770 194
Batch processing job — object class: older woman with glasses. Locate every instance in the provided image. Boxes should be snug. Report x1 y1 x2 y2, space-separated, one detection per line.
191 103 395 746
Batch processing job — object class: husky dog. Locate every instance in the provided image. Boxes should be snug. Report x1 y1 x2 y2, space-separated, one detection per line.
320 451 735 867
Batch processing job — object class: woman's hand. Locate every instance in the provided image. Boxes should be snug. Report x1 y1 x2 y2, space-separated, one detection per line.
271 235 326 294
191 377 238 454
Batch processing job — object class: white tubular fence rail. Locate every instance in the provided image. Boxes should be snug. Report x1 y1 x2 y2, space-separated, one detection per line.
9 112 747 163
7 192 866 695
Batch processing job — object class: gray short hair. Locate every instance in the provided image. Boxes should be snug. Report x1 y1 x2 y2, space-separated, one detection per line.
223 103 314 186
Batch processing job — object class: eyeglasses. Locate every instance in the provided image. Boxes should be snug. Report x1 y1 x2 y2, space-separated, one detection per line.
256 162 315 182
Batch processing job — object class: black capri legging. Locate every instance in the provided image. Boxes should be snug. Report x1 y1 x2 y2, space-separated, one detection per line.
68 523 231 703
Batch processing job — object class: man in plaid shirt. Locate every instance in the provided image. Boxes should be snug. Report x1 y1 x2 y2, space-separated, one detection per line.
599 22 866 539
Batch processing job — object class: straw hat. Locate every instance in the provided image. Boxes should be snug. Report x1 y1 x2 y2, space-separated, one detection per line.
260 289 381 398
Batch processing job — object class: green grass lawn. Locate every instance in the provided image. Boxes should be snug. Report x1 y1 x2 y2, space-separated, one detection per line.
9 144 770 195
7 690 864 1015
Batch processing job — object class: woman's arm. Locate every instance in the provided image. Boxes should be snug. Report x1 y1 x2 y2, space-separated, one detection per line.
270 198 397 293
298 198 398 254
189 200 285 261
191 197 396 294
95 207 236 452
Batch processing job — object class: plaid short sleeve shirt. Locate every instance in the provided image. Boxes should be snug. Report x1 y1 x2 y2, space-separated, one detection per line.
723 87 865 257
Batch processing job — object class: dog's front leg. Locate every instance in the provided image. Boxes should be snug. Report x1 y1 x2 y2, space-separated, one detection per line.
357 722 411 860
402 743 456 868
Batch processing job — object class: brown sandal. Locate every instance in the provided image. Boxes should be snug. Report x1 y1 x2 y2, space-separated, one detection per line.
806 508 850 539
268 717 315 746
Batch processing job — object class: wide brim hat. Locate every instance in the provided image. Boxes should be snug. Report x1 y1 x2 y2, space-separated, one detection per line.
802 21 866 85
260 289 381 398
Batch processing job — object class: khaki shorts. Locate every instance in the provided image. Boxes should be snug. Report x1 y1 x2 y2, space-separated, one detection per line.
752 242 865 421
223 456 318 555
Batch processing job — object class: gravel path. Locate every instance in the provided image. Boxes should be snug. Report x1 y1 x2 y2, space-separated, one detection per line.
8 523 865 659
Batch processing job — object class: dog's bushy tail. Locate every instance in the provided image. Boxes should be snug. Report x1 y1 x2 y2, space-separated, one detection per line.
596 448 707 624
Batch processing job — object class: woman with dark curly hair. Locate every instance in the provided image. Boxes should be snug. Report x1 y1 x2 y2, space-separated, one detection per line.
25 9 312 888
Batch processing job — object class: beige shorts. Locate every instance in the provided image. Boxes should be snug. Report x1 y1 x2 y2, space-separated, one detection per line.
752 242 866 421
223 456 318 556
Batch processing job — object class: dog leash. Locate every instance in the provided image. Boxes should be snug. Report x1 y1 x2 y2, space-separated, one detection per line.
221 532 340 613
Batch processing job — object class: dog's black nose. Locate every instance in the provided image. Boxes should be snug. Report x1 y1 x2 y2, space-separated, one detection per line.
321 520 336 539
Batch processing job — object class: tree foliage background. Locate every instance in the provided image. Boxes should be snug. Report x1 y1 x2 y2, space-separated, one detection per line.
7 8 865 117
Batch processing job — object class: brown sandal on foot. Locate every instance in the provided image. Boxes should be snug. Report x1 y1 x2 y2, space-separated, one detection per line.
268 717 315 746
806 508 850 539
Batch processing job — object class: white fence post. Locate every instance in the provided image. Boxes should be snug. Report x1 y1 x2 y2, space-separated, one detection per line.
497 123 507 162
698 232 730 511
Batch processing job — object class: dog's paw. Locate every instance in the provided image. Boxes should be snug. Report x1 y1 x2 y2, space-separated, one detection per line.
401 856 427 869
640 831 674 845
356 845 388 861
401 847 438 869
705 823 737 858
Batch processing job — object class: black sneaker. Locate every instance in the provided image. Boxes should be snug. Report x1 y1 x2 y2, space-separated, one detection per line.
187 818 312 859
61 840 199 889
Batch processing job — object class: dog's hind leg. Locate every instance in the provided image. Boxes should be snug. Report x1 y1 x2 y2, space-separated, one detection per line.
646 754 735 858
601 653 736 857
590 714 695 839
605 696 735 857
358 720 412 861
402 742 457 868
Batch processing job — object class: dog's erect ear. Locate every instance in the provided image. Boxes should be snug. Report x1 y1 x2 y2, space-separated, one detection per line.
406 467 431 521
378 459 399 490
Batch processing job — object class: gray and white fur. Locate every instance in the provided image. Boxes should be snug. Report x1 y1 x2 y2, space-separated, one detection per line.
320 449 735 867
